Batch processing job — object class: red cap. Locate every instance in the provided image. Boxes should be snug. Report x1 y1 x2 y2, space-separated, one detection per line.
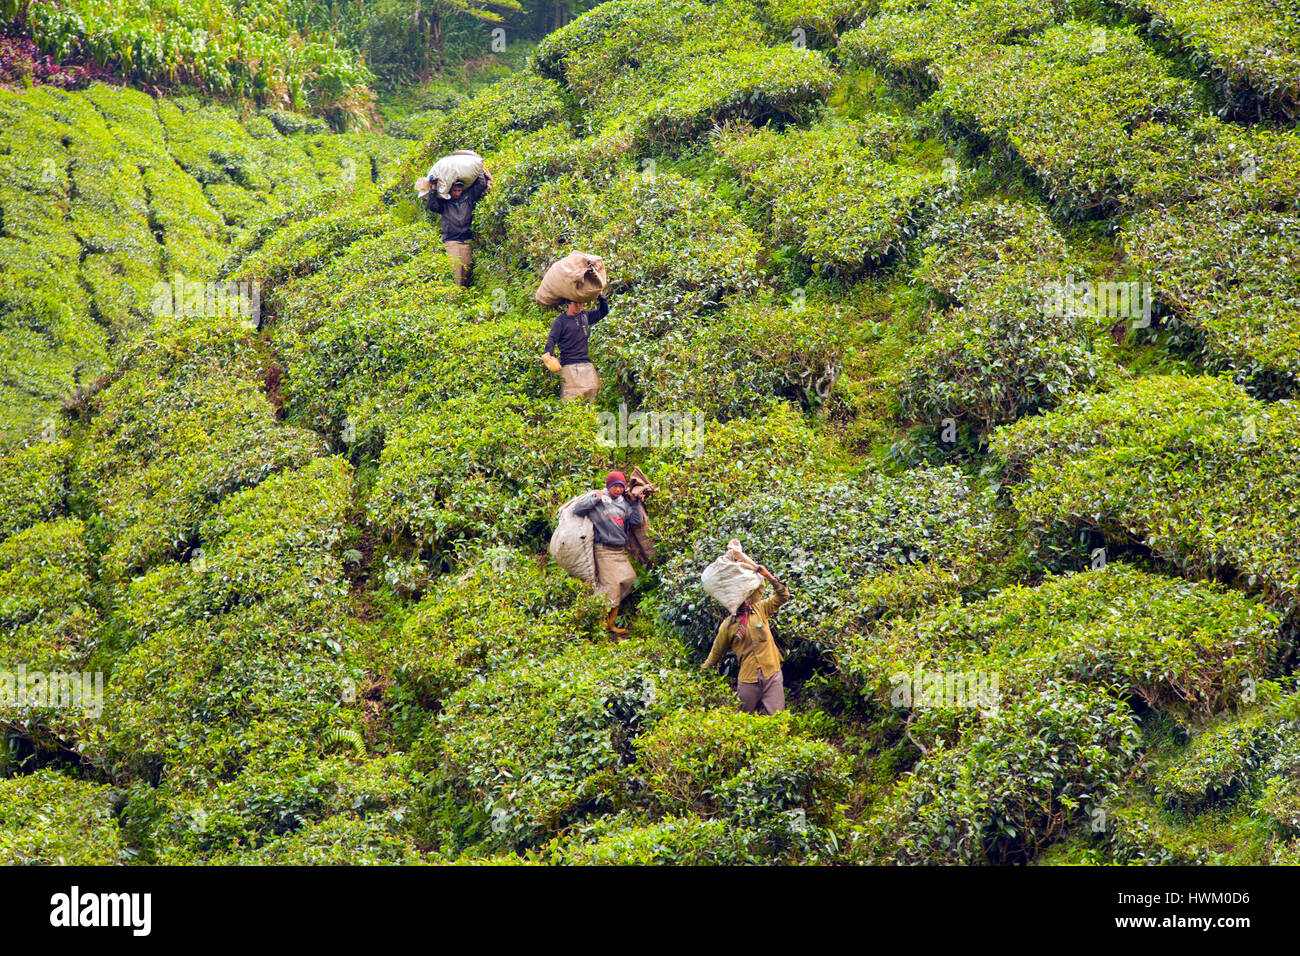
606 470 627 489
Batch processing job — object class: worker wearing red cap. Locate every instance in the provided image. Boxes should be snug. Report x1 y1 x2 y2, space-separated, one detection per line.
572 470 646 634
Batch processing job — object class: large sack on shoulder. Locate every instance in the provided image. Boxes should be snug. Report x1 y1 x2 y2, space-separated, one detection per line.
426 150 486 199
536 252 607 306
549 493 597 583
701 542 764 614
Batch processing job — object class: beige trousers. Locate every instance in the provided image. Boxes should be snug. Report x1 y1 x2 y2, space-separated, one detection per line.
594 543 636 607
560 362 600 402
444 240 472 286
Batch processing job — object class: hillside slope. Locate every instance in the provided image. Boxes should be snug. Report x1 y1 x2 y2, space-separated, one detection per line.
2 0 1299 865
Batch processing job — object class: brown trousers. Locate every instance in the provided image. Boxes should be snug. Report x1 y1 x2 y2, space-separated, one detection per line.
560 361 600 402
594 542 636 607
738 667 785 715
444 240 472 286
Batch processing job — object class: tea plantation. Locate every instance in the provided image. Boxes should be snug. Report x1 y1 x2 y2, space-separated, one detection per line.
1 0 1298 865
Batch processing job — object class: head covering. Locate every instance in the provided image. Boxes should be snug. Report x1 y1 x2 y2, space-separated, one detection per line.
606 470 626 489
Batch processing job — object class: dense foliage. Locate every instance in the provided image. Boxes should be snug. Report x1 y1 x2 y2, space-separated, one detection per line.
3 0 1300 867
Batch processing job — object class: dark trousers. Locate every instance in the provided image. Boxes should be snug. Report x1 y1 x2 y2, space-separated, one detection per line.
738 667 785 715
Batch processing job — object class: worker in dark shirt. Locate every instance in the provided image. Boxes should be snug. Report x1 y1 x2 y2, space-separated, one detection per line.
539 293 608 402
423 172 490 287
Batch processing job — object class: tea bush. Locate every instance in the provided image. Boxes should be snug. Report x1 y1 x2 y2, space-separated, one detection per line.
715 117 947 271
0 82 398 447
924 21 1220 214
1254 736 1300 838
0 517 97 673
92 457 356 782
1091 800 1212 864
895 266 1119 429
129 747 415 861
501 168 765 319
1126 200 1300 393
383 550 607 736
536 0 834 152
644 402 835 554
1111 0 1300 121
539 812 758 864
73 323 325 579
914 198 1070 304
993 375 1300 602
413 634 724 851
0 438 69 541
841 563 1280 722
629 298 848 420
473 125 618 242
838 0 1062 94
366 392 607 557
95 601 353 781
1153 709 1286 811
851 680 1140 864
211 814 420 865
763 0 877 42
401 70 566 185
0 770 123 865
633 708 848 857
268 225 551 443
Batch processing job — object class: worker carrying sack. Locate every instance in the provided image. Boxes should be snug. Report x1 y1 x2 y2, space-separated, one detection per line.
417 150 488 200
549 493 598 583
536 251 607 306
701 539 764 614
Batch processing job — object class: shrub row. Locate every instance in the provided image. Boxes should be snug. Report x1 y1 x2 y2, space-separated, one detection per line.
994 374 1300 603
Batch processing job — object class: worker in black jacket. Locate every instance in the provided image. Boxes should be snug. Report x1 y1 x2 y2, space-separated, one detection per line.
540 293 608 402
423 172 490 287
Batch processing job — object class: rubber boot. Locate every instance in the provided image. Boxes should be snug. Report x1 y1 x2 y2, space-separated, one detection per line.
606 607 627 635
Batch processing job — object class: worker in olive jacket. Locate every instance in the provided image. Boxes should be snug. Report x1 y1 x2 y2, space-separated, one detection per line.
700 566 790 714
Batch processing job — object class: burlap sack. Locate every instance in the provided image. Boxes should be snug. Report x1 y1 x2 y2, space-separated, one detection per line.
535 252 608 306
701 547 764 614
549 494 598 583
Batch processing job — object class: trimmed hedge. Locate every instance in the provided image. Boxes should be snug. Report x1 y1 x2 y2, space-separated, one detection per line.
0 518 98 711
0 770 123 865
538 812 758 864
412 634 725 852
502 168 765 321
633 708 848 858
1111 0 1300 121
535 0 834 153
715 117 948 271
923 21 1215 215
366 392 606 556
1124 140 1300 392
0 438 70 541
74 319 325 580
841 563 1280 722
838 0 1061 95
895 265 1120 429
382 549 607 730
994 374 1300 602
915 198 1070 305
850 680 1141 864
